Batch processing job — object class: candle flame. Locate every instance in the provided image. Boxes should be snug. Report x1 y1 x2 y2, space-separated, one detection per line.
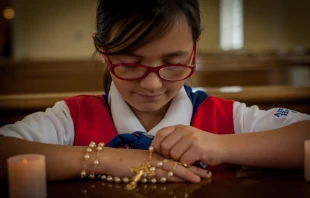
23 158 28 164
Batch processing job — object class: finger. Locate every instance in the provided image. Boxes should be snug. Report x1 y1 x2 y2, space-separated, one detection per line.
169 135 192 161
159 160 200 183
152 126 175 154
159 128 185 159
187 166 212 179
153 168 185 182
154 159 199 183
151 159 185 182
173 163 201 183
179 144 200 166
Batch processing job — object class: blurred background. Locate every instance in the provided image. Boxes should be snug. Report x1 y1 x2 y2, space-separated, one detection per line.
0 0 309 125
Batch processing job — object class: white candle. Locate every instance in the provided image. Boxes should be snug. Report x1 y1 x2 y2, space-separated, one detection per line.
7 154 47 198
305 140 310 181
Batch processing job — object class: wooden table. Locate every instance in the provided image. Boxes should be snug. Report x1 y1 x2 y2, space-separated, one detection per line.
1 169 309 197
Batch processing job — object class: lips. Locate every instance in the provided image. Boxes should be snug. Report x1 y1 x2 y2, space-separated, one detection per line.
139 94 161 97
136 93 163 100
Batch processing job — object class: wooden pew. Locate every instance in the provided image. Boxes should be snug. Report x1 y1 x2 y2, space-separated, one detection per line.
1 86 309 127
0 60 105 94
1 57 308 94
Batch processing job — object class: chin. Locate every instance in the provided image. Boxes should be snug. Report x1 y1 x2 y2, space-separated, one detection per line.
133 103 166 113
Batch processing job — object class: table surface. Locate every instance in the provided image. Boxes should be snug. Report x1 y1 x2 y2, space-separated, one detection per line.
1 169 309 198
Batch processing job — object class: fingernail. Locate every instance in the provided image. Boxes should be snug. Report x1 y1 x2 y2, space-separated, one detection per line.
206 170 212 178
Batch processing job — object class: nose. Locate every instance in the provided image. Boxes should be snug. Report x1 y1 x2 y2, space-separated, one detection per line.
139 72 163 91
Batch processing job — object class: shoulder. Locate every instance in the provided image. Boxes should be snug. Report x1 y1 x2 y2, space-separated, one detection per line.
64 94 109 109
184 84 234 106
0 100 75 144
184 85 209 105
64 94 106 104
63 94 110 123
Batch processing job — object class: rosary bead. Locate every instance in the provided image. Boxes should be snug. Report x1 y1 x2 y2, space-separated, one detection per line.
157 161 163 167
114 176 121 183
148 146 154 152
93 160 99 165
80 171 86 178
168 171 173 177
86 148 92 153
150 178 157 184
89 142 96 148
122 177 129 183
98 142 105 147
141 178 148 183
101 175 106 180
149 167 156 172
84 154 90 159
97 146 103 151
160 177 167 183
89 174 95 179
107 176 113 182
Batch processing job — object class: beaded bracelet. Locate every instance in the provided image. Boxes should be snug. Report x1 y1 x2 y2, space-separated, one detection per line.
89 142 105 179
80 142 104 178
80 142 96 178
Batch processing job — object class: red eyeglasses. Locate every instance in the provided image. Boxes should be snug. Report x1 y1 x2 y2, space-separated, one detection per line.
105 43 196 81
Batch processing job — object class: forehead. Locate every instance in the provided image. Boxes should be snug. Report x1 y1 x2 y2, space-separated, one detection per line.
133 19 194 56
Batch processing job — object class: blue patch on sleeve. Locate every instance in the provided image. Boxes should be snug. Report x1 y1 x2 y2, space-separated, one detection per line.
274 108 297 118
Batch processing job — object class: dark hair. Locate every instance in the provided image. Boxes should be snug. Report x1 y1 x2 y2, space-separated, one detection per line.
94 0 202 93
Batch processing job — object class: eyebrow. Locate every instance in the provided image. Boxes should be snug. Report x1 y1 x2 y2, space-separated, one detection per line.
123 51 189 58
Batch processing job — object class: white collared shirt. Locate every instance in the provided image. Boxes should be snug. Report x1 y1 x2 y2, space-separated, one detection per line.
1 85 309 145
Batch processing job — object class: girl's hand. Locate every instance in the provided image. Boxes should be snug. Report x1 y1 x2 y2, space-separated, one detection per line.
152 125 227 167
103 148 212 183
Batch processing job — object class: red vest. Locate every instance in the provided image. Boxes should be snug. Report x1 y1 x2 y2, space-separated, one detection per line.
64 95 235 170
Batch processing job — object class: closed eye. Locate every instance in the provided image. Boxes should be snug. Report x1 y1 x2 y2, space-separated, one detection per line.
121 66 139 69
163 62 182 65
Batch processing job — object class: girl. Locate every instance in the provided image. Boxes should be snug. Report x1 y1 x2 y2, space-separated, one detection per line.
0 0 309 184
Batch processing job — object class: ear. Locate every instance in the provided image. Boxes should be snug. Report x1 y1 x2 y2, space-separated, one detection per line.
100 53 106 64
92 32 96 40
196 37 201 44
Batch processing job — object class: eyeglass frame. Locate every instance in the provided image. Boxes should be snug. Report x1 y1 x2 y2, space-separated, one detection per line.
104 43 197 81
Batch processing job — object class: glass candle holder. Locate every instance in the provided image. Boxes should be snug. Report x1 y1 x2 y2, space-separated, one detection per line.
305 140 310 181
7 154 47 198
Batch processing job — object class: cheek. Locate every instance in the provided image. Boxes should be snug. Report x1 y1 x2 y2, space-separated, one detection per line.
111 75 135 95
164 80 186 96
166 80 186 91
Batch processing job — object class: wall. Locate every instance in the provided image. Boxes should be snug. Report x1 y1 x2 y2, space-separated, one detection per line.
198 0 221 53
199 0 310 54
11 0 310 60
243 0 310 54
12 0 97 60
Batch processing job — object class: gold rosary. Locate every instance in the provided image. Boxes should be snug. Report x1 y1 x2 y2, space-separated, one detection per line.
126 145 156 190
81 142 193 191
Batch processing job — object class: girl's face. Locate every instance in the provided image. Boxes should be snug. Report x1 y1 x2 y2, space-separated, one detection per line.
107 19 195 114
